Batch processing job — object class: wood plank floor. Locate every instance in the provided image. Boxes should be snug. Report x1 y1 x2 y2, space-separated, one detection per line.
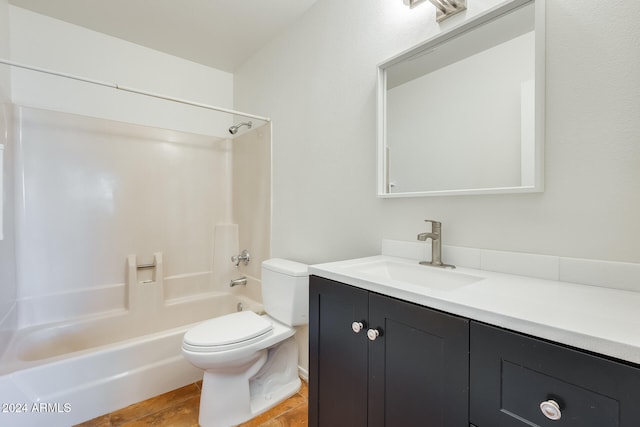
75 380 308 427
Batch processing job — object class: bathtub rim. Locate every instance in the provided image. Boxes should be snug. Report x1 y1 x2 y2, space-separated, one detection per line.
0 292 264 375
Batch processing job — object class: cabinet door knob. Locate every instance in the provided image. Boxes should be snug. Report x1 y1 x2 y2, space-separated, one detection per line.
352 321 365 333
539 399 562 420
367 328 381 341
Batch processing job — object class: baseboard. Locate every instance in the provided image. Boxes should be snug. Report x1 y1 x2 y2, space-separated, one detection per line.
298 365 309 382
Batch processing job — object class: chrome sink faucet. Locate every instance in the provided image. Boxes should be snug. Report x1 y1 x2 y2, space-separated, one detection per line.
417 220 455 269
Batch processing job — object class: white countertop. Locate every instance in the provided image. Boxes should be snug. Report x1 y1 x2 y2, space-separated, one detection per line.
309 255 640 365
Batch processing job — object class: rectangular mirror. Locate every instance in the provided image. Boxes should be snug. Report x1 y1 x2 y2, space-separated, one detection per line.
377 0 545 197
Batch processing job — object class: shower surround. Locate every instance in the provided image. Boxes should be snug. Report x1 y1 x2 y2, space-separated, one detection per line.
0 105 271 426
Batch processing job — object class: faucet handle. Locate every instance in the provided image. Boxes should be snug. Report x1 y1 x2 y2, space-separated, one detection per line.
231 249 251 267
424 219 441 230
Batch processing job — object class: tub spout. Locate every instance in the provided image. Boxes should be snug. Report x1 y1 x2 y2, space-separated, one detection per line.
230 277 248 287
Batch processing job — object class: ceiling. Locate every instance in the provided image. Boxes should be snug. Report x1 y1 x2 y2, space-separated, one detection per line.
9 0 318 72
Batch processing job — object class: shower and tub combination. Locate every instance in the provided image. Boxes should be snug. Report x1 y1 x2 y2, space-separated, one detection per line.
0 60 274 426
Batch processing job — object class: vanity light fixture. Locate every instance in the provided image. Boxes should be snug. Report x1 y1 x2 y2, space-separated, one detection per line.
404 0 467 23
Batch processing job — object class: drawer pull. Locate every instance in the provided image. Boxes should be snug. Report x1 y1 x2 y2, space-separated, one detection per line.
367 328 381 341
352 321 365 333
539 399 562 420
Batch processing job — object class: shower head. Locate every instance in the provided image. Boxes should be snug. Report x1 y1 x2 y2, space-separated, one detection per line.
228 121 253 135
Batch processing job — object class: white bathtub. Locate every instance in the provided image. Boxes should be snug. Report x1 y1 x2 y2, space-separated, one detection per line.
0 292 262 427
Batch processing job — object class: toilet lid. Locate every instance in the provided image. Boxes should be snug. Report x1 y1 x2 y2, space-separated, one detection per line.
183 311 273 351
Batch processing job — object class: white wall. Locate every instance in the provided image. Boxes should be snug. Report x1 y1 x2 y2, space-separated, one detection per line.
13 106 233 327
232 123 271 295
235 0 640 264
9 6 234 137
0 0 17 354
0 0 9 100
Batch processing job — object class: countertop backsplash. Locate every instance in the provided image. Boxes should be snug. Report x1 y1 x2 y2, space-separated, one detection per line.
382 239 640 293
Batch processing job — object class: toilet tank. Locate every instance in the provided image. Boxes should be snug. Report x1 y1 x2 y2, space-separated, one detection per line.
261 259 309 326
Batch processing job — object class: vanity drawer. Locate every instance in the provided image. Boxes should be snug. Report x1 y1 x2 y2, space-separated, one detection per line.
470 322 640 427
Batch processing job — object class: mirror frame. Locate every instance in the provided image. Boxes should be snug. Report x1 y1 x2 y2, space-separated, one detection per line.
377 0 545 197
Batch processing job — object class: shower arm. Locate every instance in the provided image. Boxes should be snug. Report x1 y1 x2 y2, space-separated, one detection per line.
229 121 253 135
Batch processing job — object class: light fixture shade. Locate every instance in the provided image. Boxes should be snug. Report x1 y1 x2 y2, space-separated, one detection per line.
428 0 467 22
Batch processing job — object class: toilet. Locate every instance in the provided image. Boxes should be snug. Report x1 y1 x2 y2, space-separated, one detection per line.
182 259 308 427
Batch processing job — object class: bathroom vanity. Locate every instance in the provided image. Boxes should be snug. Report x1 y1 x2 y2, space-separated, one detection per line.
309 275 468 426
308 256 640 427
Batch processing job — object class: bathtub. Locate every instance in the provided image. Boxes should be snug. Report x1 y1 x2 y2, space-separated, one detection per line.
0 292 262 427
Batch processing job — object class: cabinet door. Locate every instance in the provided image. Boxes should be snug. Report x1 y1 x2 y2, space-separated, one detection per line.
309 276 370 427
368 293 469 427
470 322 640 427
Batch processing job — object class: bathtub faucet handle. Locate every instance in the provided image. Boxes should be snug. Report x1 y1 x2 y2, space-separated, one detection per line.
231 250 251 267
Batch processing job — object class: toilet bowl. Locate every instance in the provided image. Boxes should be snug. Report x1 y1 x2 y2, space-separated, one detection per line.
182 259 308 427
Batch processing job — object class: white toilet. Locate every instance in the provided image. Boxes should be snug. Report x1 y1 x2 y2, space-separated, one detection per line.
182 259 308 427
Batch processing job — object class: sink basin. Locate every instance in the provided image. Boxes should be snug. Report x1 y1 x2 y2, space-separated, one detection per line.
349 259 484 291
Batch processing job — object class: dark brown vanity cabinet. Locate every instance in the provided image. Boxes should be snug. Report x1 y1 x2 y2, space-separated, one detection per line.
309 275 469 427
470 322 640 427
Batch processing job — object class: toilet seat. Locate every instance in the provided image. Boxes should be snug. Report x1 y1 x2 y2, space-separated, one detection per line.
183 311 273 353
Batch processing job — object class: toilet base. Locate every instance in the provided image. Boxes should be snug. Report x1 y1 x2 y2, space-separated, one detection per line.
198 337 300 427
250 375 300 420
